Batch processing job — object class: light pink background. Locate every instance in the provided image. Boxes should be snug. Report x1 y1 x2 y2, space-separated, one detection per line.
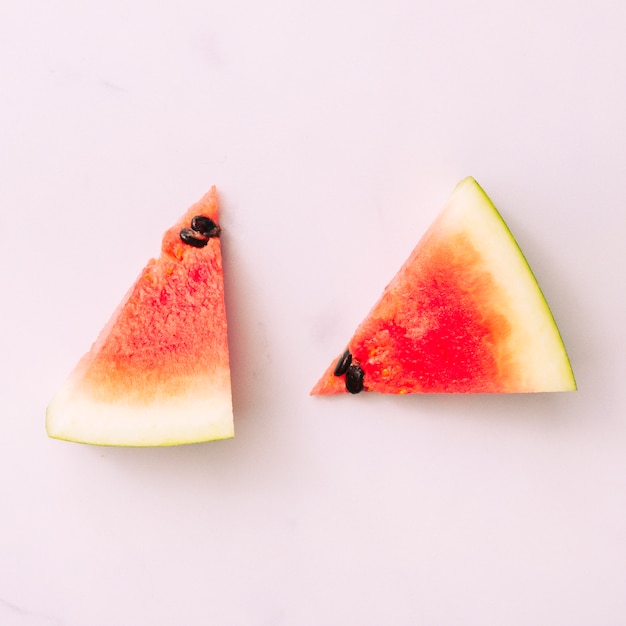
2 1 624 624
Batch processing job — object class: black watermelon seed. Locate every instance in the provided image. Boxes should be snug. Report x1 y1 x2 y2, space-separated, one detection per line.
345 364 364 394
180 228 208 248
191 215 221 238
333 349 352 377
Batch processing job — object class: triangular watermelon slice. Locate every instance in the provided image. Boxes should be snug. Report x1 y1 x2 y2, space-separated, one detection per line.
311 177 576 395
47 188 234 446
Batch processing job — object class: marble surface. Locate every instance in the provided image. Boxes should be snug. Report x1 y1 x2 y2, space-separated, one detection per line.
2 1 626 625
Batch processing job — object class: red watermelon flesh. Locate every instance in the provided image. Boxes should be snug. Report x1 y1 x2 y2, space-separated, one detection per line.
46 188 233 446
311 177 576 395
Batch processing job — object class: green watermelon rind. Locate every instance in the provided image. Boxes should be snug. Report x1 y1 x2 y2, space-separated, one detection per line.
46 380 234 447
428 176 577 391
473 178 576 384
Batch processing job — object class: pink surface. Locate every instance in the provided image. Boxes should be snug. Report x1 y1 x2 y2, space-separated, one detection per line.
1 1 625 625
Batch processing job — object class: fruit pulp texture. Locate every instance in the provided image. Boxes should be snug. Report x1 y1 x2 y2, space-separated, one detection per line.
76 191 230 404
353 231 514 393
313 228 518 395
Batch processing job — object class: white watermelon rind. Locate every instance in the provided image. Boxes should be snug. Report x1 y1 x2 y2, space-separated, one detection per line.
440 177 576 392
46 376 234 447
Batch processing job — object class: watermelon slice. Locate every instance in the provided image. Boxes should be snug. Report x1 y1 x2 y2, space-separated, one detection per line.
46 188 234 446
311 177 576 395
